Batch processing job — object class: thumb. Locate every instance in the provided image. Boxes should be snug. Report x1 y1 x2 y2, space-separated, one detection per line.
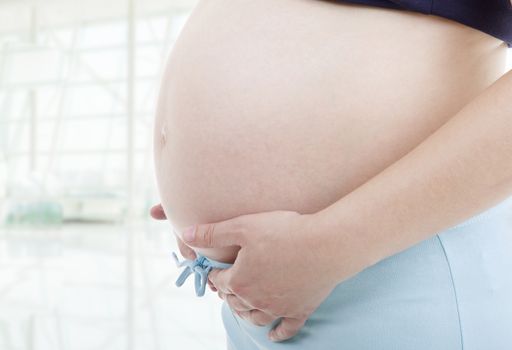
269 317 306 342
181 220 246 248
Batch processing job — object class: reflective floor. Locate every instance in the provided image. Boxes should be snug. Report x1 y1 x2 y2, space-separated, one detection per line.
0 221 226 350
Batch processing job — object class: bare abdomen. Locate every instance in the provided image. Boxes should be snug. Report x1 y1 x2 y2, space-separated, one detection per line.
154 0 507 262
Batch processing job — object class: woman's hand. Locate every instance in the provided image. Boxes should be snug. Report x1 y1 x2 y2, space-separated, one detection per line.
181 210 364 342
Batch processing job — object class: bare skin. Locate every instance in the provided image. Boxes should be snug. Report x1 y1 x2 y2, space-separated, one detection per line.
153 0 507 263
153 0 512 343
182 62 512 341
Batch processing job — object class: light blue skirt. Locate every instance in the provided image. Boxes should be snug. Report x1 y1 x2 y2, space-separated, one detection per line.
219 195 512 349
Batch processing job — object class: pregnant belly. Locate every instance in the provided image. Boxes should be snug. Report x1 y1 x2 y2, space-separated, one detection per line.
154 0 507 262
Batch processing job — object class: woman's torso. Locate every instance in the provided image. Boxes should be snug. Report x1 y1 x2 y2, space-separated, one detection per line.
154 0 508 262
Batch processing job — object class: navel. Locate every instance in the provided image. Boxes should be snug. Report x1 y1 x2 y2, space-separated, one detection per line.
160 124 168 147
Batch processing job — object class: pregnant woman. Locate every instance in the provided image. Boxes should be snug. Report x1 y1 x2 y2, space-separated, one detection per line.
152 0 512 349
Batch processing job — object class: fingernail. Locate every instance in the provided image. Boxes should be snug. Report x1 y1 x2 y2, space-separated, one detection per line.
183 225 195 242
268 332 278 342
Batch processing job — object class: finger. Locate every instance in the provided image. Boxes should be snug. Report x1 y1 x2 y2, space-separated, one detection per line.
181 220 247 248
225 294 252 312
237 309 275 327
176 237 196 260
150 204 167 220
217 291 227 300
208 269 233 294
208 279 217 292
269 317 307 342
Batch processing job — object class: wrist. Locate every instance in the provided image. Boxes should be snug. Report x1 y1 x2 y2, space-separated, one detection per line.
306 207 381 284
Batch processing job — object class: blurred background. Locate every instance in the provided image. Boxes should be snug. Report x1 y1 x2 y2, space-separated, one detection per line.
0 0 511 349
0 0 227 349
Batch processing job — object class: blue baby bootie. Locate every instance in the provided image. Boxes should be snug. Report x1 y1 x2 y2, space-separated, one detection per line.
172 252 232 297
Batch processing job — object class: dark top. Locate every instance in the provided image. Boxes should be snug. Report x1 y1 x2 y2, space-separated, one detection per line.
336 0 512 47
